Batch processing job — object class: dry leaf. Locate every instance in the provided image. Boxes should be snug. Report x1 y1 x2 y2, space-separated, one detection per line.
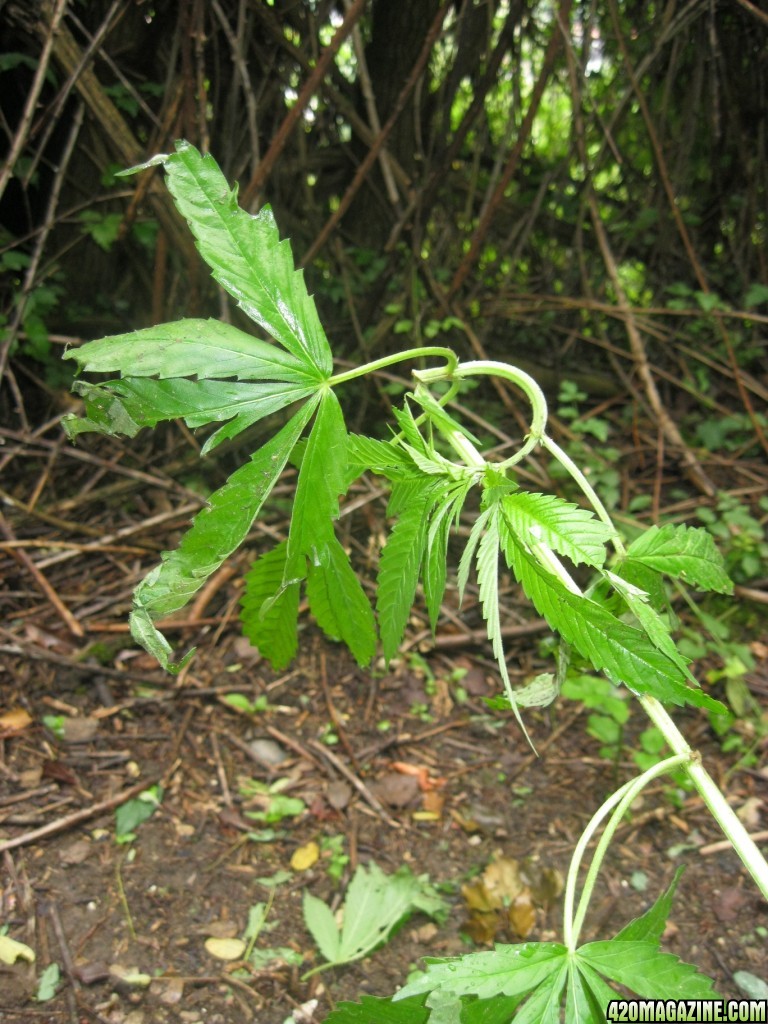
204 937 246 961
422 790 445 816
370 772 420 808
291 840 320 871
483 856 525 906
508 893 537 938
0 708 33 732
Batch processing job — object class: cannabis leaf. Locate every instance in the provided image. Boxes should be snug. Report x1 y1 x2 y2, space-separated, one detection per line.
501 491 612 569
395 939 717 1023
63 318 313 382
240 542 301 670
497 515 723 713
130 397 318 671
377 476 443 662
303 862 448 977
62 143 340 670
306 534 377 666
623 523 733 594
285 389 348 580
156 141 332 377
67 376 317 455
323 994 430 1024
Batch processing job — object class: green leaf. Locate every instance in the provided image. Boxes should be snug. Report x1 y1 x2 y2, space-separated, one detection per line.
303 891 341 962
625 523 733 594
377 477 442 662
35 963 60 1002
304 863 449 973
614 867 685 944
115 785 163 841
396 943 569 1002
157 142 332 376
498 526 723 713
511 962 568 1024
460 995 524 1023
566 961 624 1022
577 941 719 1000
501 491 612 568
346 433 415 480
67 377 316 454
457 507 492 605
240 542 301 670
423 480 473 632
285 389 348 581
130 398 317 671
63 318 312 382
323 994 430 1024
605 571 697 685
306 533 377 666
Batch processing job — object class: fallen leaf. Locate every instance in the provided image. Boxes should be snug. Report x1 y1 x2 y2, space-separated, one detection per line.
421 789 444 816
0 708 33 732
0 935 35 965
204 937 246 961
109 964 152 988
508 893 537 938
291 841 320 871
370 772 420 808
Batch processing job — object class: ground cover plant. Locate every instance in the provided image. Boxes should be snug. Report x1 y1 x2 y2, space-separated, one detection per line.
60 142 768 1021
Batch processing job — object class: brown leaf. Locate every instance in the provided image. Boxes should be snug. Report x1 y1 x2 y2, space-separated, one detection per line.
463 909 502 943
508 893 537 938
483 856 525 905
0 708 33 732
370 772 420 808
461 880 496 914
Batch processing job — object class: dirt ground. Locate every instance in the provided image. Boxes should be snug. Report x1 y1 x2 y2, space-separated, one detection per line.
1 427 767 1024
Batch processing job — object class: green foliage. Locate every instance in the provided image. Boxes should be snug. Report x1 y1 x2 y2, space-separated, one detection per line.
696 495 768 583
114 785 163 844
302 862 448 977
366 873 717 1023
61 145 765 1020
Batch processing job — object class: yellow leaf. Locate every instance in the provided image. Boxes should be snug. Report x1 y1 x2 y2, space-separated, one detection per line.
0 708 33 732
0 935 35 965
291 840 319 871
204 937 246 961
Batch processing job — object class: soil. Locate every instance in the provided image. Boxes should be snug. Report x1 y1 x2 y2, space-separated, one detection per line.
1 427 767 1024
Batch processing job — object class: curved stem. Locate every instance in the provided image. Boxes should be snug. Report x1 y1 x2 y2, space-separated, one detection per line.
416 358 549 440
638 694 768 903
328 346 458 387
563 753 690 951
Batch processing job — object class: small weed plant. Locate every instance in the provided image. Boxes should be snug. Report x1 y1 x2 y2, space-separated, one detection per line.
64 143 768 1021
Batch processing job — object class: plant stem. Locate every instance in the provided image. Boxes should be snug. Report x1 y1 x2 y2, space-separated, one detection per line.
638 693 768 902
328 346 459 387
539 433 626 556
563 753 690 950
